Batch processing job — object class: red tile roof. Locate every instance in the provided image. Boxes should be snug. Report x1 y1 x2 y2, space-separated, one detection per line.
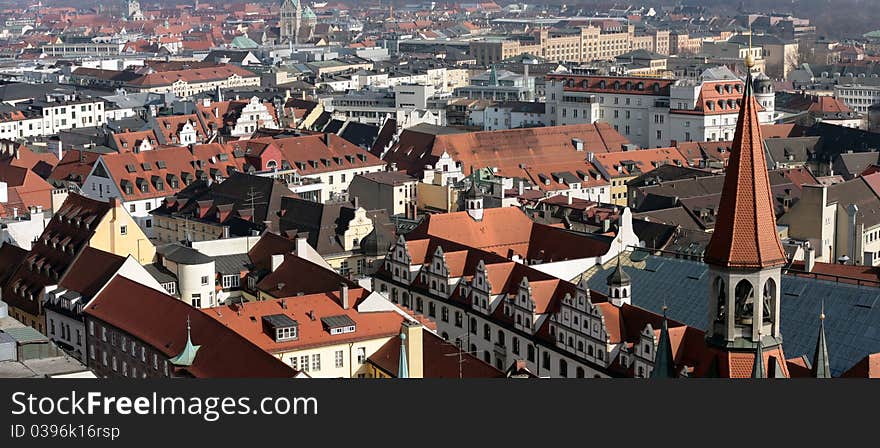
126 64 258 88
385 123 629 182
203 288 405 353
96 144 244 202
705 73 787 269
406 207 610 262
85 276 297 378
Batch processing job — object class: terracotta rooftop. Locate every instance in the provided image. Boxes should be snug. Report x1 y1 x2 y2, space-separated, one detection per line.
705 71 787 269
203 288 405 353
85 276 297 378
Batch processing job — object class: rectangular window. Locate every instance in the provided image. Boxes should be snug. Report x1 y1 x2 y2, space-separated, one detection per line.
130 204 136 212
201 276 209 285
312 354 321 371
357 347 366 364
191 294 201 308
335 350 344 368
120 225 127 235
300 355 310 372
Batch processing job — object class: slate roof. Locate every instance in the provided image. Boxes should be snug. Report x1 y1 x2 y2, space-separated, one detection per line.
585 253 880 376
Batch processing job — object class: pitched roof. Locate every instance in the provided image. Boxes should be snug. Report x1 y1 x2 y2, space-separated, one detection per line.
3 193 112 316
406 207 611 262
384 123 629 185
57 247 126 299
85 276 297 378
704 71 787 269
96 144 244 202
368 330 505 378
203 288 404 353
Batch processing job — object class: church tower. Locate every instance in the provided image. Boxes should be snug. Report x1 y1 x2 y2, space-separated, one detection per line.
126 0 145 21
702 52 790 377
279 0 302 44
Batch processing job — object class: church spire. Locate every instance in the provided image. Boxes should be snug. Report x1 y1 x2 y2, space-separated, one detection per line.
169 316 201 367
704 54 786 269
751 331 765 378
812 302 832 378
651 306 677 379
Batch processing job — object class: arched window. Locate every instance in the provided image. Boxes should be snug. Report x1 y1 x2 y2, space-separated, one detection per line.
483 351 491 363
578 341 584 351
588 345 594 356
567 336 573 347
762 278 776 323
516 314 522 325
622 289 628 298
470 344 477 354
441 332 449 340
734 279 755 324
559 359 568 377
713 277 726 321
483 323 491 340
470 318 477 334
576 367 585 378
415 297 423 313
497 330 505 346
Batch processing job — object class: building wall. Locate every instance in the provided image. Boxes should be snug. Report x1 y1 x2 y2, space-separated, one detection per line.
272 336 394 378
85 317 172 378
90 201 156 264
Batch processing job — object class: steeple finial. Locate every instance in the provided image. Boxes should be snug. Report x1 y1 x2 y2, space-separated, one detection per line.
169 316 201 367
398 331 409 378
745 26 755 68
813 299 832 378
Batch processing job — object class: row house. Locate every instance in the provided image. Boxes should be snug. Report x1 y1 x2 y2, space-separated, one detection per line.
372 233 689 378
81 143 245 237
545 67 775 148
1 194 154 334
84 276 300 378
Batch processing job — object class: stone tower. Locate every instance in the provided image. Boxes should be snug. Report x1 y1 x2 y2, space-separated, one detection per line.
702 53 790 377
279 0 302 44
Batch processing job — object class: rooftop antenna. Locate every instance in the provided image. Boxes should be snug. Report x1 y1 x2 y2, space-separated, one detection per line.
442 333 472 379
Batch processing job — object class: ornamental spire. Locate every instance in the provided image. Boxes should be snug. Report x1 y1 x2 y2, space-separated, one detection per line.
704 53 786 269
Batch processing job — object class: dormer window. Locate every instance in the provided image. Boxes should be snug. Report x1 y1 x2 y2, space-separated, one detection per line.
321 315 356 335
262 314 298 342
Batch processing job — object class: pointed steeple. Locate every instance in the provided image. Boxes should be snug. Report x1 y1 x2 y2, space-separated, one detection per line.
489 65 498 86
651 306 677 379
812 302 832 378
704 55 786 269
606 252 631 288
398 331 409 378
752 332 765 378
169 316 201 367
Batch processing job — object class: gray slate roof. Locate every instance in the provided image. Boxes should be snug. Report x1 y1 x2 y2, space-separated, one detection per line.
585 253 880 376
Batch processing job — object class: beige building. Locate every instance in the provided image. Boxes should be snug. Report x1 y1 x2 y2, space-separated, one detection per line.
779 178 880 266
469 25 670 66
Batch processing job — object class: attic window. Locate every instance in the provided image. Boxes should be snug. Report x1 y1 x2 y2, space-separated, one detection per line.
321 315 357 335
142 162 152 171
262 314 298 342
156 160 167 169
125 164 136 173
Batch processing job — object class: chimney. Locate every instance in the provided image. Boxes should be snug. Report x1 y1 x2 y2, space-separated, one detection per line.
401 320 424 378
518 180 524 195
222 226 230 238
340 283 349 309
353 196 360 209
12 207 18 219
567 194 573 205
804 244 816 273
293 235 309 256
270 253 284 272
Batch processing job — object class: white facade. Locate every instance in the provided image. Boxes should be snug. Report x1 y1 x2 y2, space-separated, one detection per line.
229 96 279 138
834 84 880 114
3 100 105 139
